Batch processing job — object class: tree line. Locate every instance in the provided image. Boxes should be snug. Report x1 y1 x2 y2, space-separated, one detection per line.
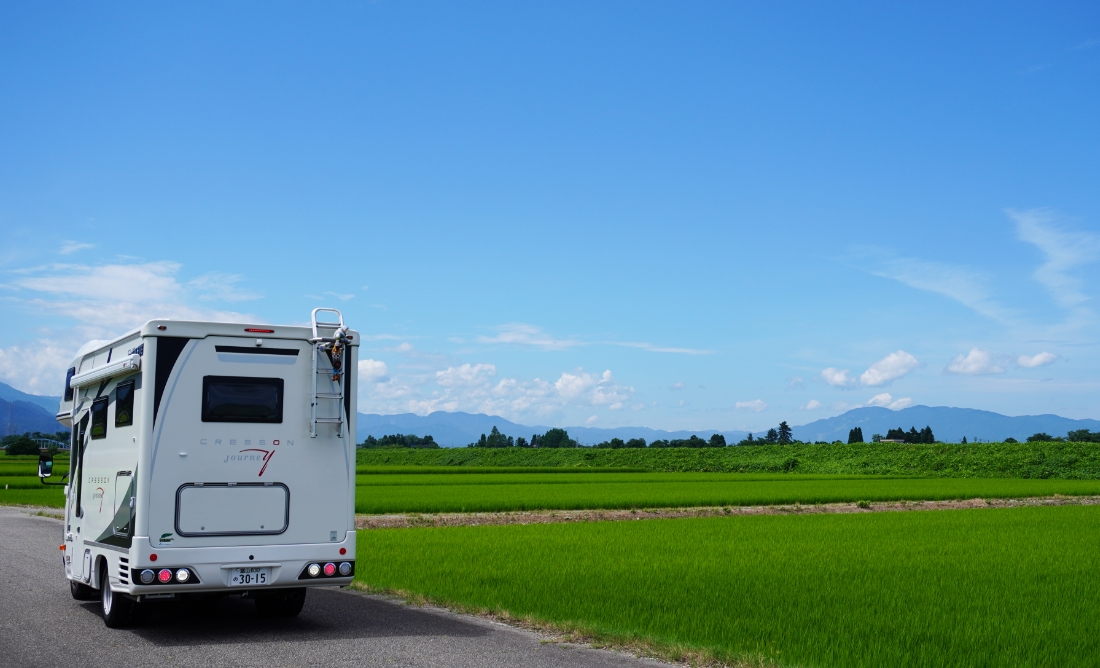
354 426 1100 450
359 434 440 449
2 431 71 455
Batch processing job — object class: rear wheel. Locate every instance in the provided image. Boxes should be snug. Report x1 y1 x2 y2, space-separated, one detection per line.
99 563 133 628
255 587 307 617
70 579 96 601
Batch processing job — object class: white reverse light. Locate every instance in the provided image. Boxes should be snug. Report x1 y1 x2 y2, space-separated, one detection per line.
175 568 190 583
307 563 321 577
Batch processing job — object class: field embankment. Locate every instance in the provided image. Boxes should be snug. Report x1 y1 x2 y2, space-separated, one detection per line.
355 505 1100 667
357 440 1100 478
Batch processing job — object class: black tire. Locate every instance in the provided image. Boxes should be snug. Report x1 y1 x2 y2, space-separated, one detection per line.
100 563 133 628
255 587 307 618
70 579 97 601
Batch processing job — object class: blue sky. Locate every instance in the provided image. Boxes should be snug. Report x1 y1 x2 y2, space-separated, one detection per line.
1 2 1098 430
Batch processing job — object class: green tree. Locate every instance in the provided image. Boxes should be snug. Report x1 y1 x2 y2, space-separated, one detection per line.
961 436 968 444
1067 429 1100 443
848 427 864 444
515 436 529 448
4 436 39 455
764 428 779 444
1026 433 1053 442
625 438 646 448
777 422 793 444
538 428 577 448
708 434 727 447
1004 437 1018 443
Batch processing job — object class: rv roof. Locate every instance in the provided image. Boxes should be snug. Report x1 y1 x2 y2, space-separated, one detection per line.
68 319 359 367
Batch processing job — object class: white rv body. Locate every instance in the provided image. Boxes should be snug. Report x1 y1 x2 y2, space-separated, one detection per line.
55 312 358 620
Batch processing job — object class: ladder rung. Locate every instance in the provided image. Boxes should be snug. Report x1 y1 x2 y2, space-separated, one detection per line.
315 393 342 399
315 418 343 423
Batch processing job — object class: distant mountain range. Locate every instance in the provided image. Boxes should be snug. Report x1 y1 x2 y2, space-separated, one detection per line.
360 406 1100 446
2 381 1097 445
0 382 64 437
792 406 1100 443
358 412 750 447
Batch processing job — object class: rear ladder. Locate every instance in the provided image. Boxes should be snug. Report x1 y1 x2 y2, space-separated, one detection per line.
310 308 349 438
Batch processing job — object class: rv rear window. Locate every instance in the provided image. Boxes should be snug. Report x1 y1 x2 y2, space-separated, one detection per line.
90 398 108 439
201 376 284 423
115 380 135 427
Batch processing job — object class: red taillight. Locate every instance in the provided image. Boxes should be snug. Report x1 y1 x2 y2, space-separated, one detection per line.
323 562 336 576
245 328 275 333
157 569 173 583
339 548 346 555
150 553 158 562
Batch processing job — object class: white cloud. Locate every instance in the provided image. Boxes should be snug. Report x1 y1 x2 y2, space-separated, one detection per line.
358 359 389 382
1018 352 1057 368
735 399 768 412
669 382 686 390
801 399 824 410
860 351 919 386
59 241 94 255
584 415 598 425
821 367 855 387
436 363 497 387
0 260 257 393
324 291 355 301
945 348 1005 375
866 393 912 409
1011 208 1100 314
360 364 634 420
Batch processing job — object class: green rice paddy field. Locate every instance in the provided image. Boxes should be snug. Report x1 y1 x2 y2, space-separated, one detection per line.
6 452 1100 512
353 471 1100 514
356 505 1100 667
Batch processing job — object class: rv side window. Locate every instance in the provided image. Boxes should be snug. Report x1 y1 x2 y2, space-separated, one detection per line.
63 367 76 402
90 398 108 439
202 376 284 423
115 379 135 427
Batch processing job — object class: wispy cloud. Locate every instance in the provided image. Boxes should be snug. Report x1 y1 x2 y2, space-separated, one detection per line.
612 341 713 355
476 324 582 350
1010 208 1100 319
189 272 263 302
735 399 768 412
476 323 712 355
801 399 824 410
865 252 1014 324
59 241 94 255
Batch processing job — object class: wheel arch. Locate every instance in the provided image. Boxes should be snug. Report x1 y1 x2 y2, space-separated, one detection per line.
93 553 109 590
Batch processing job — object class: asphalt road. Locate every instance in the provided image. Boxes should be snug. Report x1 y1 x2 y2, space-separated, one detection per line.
0 506 669 668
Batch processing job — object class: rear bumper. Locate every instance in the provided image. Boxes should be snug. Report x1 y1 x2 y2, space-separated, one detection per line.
119 533 355 596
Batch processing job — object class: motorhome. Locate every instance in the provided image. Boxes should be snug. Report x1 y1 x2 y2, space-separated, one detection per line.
43 309 358 627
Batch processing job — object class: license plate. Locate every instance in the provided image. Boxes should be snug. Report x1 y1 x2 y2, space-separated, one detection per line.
229 567 271 586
